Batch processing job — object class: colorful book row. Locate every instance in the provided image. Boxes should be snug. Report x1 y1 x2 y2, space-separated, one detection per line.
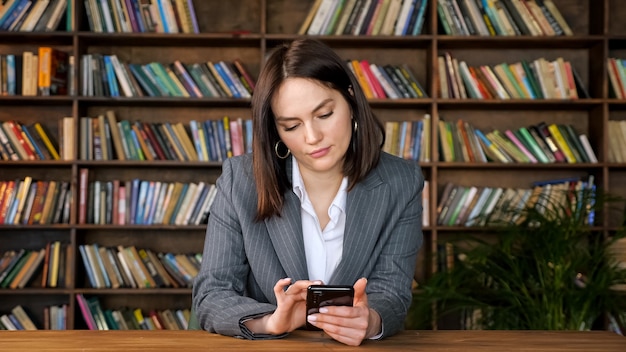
0 48 74 96
80 54 255 98
438 53 588 100
437 0 573 36
78 173 216 226
0 179 71 225
436 176 596 227
81 112 252 162
0 0 68 33
79 244 200 289
301 0 428 36
382 116 431 161
77 294 191 330
84 0 199 33
0 120 63 161
0 241 70 290
438 120 597 164
348 60 427 99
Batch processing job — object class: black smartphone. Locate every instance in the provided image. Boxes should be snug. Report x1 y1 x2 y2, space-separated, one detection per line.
306 285 354 331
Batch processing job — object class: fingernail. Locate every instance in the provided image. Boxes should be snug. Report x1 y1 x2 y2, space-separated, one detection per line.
307 315 317 322
319 308 328 313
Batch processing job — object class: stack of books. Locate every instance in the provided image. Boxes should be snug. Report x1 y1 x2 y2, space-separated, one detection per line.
348 60 427 99
0 0 68 32
0 179 72 226
0 305 38 330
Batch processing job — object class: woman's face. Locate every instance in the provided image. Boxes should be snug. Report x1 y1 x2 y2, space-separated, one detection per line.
272 77 352 178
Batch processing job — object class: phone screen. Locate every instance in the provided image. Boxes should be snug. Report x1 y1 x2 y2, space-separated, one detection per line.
306 285 354 330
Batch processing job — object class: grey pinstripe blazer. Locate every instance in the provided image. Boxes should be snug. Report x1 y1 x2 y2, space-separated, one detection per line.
192 152 424 339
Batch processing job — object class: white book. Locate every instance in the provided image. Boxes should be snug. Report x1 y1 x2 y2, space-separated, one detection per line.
108 55 134 97
394 0 414 35
0 315 17 330
369 64 399 98
463 0 489 36
155 182 174 224
45 0 67 32
319 0 339 35
182 182 205 225
307 0 334 35
379 0 402 35
578 134 597 163
465 187 492 226
194 184 216 225
8 0 32 31
116 249 138 288
174 182 197 225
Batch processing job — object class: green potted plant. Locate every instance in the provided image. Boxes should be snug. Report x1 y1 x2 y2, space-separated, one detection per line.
408 188 626 332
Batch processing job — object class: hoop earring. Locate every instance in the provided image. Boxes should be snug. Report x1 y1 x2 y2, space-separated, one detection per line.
353 120 358 132
274 140 291 159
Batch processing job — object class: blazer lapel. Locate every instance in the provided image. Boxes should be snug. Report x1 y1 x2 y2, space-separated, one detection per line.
264 159 309 281
330 169 385 284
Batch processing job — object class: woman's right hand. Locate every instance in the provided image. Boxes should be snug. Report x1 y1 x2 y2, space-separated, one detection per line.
244 278 322 335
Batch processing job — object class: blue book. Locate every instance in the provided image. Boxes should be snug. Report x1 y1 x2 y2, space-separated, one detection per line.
142 181 155 224
156 0 170 33
6 55 15 95
531 177 580 187
129 178 140 224
412 120 423 161
135 180 149 224
129 128 145 160
0 0 24 29
79 245 98 288
189 120 205 161
213 62 241 98
8 313 24 330
215 119 227 161
412 0 427 35
146 182 162 224
21 125 45 160
203 120 219 161
244 119 253 153
401 0 417 35
103 56 120 97
128 64 158 97
164 253 192 282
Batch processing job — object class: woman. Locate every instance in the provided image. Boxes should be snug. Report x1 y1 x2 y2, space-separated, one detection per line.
192 38 424 346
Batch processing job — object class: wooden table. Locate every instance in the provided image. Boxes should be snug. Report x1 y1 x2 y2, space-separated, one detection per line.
0 329 623 351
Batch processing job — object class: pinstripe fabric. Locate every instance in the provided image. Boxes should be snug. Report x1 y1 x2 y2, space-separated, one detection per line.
192 152 424 339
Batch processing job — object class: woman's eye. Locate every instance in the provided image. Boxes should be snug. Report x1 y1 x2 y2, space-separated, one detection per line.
319 111 333 119
284 125 298 131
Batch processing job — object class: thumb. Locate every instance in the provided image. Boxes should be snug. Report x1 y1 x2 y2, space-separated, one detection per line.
353 277 368 307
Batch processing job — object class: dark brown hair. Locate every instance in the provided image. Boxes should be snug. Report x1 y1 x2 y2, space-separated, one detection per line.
252 38 384 221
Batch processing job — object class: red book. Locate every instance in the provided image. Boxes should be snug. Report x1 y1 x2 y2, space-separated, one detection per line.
41 242 51 288
360 60 386 98
0 180 16 223
143 122 168 160
78 168 89 224
7 121 36 160
233 59 256 90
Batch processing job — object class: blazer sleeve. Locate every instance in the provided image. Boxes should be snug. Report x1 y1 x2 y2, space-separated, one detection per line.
367 161 424 338
192 157 284 339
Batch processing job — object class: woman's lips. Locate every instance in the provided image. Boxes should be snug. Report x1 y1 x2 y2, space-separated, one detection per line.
309 147 330 158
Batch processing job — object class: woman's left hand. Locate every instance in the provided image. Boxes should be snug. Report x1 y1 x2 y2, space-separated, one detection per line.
306 278 381 346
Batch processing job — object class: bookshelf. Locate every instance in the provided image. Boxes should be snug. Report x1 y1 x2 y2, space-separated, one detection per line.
0 0 625 330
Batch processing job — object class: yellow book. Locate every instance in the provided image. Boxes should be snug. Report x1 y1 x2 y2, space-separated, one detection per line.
13 176 32 225
49 240 61 288
298 0 323 35
350 60 374 99
548 123 576 163
34 123 60 160
37 47 52 95
128 246 156 288
162 182 184 224
131 124 153 161
11 305 37 330
105 111 126 160
165 66 190 97
9 251 36 289
38 181 57 224
206 61 232 97
172 123 198 161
